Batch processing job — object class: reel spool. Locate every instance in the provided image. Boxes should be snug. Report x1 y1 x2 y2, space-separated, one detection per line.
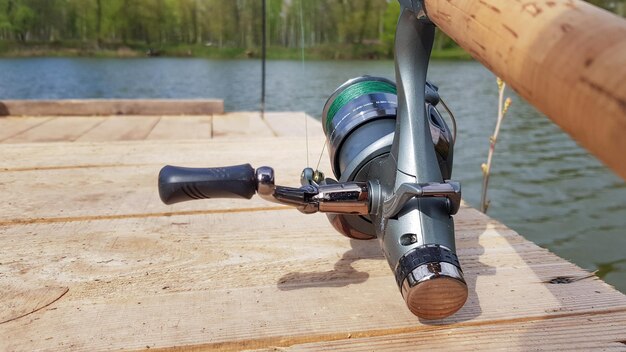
321 76 455 240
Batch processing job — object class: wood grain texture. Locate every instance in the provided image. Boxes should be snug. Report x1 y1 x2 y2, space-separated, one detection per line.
1 112 625 351
2 116 106 143
0 117 53 142
146 115 212 140
76 116 162 142
0 283 69 324
283 312 626 351
0 99 224 116
1 207 625 351
263 112 325 138
425 0 626 179
0 138 327 222
0 112 319 145
212 112 276 138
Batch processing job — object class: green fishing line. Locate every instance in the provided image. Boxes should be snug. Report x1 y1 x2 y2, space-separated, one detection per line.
326 80 397 133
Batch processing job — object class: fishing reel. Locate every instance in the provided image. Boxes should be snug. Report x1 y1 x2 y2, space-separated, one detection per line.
158 5 468 319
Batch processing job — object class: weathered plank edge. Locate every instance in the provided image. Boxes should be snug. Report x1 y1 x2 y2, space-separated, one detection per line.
0 99 224 116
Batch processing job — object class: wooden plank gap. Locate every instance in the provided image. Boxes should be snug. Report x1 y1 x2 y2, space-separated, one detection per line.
0 206 291 227
0 117 54 143
3 116 106 143
142 116 163 140
78 116 161 142
70 117 109 142
0 163 151 173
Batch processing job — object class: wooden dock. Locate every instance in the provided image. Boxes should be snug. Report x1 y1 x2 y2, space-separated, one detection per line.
1 110 626 351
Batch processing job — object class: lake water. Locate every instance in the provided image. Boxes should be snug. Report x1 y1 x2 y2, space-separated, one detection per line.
1 57 625 292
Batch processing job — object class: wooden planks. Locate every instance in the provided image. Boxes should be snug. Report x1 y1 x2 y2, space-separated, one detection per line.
285 312 626 351
1 112 625 351
212 112 276 138
0 112 321 144
0 117 53 142
77 116 161 142
0 99 224 116
146 115 212 140
263 112 325 138
2 116 106 143
0 138 324 223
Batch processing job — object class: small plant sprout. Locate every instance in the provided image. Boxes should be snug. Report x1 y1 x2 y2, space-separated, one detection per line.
480 77 512 213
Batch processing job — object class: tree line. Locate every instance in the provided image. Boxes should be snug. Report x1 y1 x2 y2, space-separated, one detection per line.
0 0 623 55
0 0 396 47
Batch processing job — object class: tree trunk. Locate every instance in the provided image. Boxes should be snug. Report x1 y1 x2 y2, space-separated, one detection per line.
96 0 102 47
358 0 372 43
192 0 199 44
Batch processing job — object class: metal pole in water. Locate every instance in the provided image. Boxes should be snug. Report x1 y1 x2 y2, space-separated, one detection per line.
261 0 267 119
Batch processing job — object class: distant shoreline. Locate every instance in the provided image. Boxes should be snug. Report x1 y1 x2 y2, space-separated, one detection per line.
0 42 472 61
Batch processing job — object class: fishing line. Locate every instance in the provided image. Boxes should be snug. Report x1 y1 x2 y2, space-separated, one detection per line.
299 0 310 167
260 0 267 118
325 80 397 132
439 96 457 143
315 142 326 172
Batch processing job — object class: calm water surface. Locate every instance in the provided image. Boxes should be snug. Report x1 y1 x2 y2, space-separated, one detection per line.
1 58 625 292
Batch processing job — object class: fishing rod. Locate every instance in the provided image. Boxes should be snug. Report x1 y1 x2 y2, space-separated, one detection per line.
157 0 467 320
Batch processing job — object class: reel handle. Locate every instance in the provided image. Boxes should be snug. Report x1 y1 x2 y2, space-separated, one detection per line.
158 164 256 204
158 164 372 215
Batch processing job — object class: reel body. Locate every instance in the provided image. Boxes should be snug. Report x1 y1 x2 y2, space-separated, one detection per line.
321 75 454 241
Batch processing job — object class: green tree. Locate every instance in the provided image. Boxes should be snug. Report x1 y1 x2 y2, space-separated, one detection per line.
0 0 624 56
6 0 36 42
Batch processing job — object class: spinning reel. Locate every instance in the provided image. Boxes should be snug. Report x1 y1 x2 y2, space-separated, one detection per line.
158 3 468 320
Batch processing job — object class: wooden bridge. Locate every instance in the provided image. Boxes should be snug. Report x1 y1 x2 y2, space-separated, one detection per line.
1 101 625 351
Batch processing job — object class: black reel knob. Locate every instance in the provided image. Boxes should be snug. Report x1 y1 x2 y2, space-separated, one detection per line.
158 164 256 204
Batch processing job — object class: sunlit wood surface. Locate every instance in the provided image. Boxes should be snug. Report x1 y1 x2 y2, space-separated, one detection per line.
1 113 625 351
